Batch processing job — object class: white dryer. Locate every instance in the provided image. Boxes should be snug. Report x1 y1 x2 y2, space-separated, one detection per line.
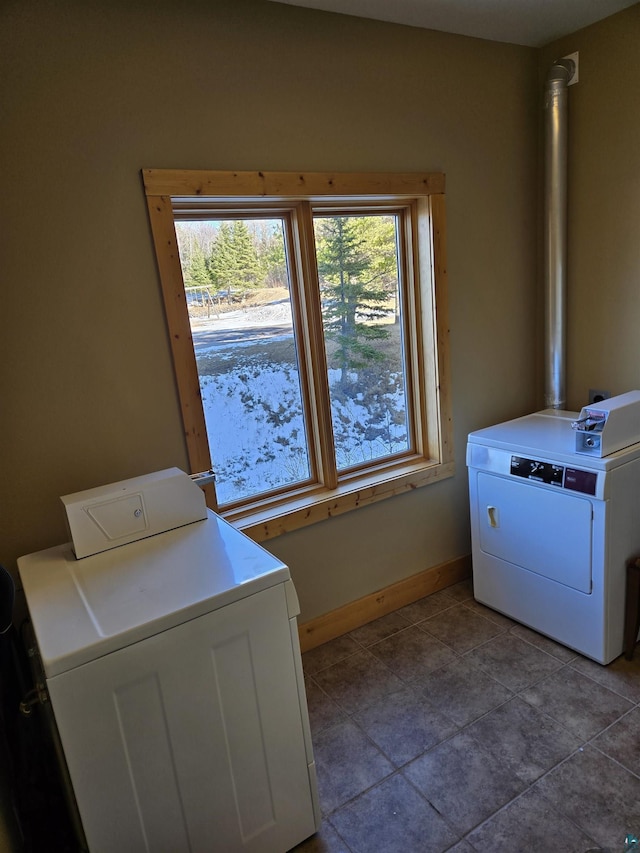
18 471 319 853
467 403 640 664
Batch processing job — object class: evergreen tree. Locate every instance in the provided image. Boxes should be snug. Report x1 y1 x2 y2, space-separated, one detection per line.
208 220 262 293
315 215 396 381
185 241 212 287
208 222 234 292
257 220 287 288
230 220 262 290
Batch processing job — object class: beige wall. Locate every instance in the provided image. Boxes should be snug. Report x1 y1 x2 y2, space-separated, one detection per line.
539 4 640 411
1 0 539 621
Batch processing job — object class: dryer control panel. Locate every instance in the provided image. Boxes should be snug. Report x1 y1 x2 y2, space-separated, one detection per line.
510 456 563 486
510 455 597 495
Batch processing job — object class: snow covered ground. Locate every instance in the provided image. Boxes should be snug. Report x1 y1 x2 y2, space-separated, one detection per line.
191 300 293 337
191 300 408 505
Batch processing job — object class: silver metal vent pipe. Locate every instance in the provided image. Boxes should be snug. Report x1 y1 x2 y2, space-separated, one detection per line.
543 58 575 409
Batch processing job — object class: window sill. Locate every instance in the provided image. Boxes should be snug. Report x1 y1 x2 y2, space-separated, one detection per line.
222 458 455 542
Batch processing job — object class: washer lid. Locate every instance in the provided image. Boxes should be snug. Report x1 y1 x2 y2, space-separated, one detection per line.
18 510 290 678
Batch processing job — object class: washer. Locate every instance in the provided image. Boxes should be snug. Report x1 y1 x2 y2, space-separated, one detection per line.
18 509 319 853
467 408 640 664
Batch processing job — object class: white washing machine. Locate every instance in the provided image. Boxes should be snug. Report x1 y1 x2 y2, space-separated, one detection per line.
467 400 640 664
18 470 319 853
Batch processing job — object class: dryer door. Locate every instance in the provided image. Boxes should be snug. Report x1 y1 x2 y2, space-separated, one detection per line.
477 473 593 593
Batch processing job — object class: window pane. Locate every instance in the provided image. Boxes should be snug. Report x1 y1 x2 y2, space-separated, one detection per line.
175 219 312 505
313 213 411 470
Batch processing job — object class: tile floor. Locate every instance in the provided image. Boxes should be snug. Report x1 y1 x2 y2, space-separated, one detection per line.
291 579 640 853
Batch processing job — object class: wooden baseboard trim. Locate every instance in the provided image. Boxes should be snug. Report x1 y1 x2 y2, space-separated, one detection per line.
298 554 472 653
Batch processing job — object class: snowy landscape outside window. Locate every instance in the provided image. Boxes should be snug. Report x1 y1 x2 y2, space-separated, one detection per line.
144 171 453 540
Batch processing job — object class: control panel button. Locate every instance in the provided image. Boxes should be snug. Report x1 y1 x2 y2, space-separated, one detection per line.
511 456 564 486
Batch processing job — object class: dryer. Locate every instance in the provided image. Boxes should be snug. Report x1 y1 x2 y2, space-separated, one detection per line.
467 403 640 664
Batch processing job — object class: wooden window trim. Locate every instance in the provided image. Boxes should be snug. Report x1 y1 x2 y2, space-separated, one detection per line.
143 170 453 542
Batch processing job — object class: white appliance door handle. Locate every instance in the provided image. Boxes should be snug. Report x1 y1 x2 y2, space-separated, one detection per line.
487 506 499 528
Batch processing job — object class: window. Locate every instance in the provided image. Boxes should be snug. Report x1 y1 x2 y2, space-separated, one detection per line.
143 171 453 541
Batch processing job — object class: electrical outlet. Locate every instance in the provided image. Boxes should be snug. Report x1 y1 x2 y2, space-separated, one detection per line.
589 389 610 404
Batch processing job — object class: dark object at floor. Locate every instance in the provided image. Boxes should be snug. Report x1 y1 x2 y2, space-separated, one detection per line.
1 566 78 852
624 557 640 661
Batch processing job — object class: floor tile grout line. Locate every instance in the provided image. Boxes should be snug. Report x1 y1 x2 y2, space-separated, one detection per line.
318 709 625 830
302 587 470 665
402 731 602 848
312 658 636 801
323 815 356 852
398 733 544 848
320 766 413 819
308 645 635 745
589 740 640 781
303 641 397 678
512 738 629 848
303 614 524 686
396 765 468 847
456 779 603 851
460 738 626 846
301 593 640 851
413 616 511 654
303 615 460 675
322 684 563 819
509 661 640 746
583 703 640 780
311 642 568 733
566 661 640 706
456 645 566 695
313 676 521 822
307 636 474 711
503 626 582 663
587 701 640 734
303 594 531 678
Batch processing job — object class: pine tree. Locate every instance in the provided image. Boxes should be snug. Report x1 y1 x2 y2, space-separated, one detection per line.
256 220 287 288
208 222 234 293
208 220 263 294
230 220 261 290
315 215 396 382
185 241 212 287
